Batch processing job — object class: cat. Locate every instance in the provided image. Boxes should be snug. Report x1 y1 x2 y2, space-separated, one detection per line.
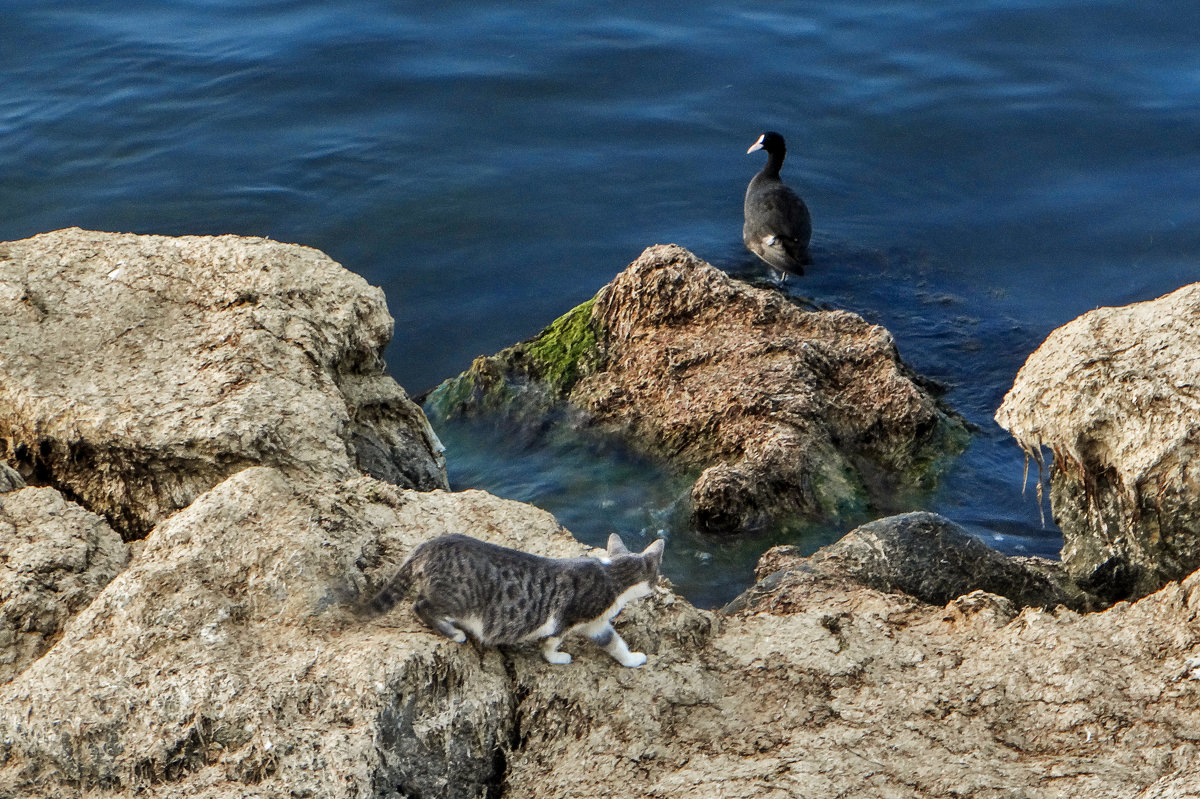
360 533 665 667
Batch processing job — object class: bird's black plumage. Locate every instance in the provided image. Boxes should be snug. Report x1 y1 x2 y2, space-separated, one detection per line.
743 131 812 280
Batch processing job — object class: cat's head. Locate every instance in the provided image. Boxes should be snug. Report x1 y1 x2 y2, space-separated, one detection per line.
605 534 665 598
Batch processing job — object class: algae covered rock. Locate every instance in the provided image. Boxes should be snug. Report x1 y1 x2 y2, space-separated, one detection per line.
996 283 1200 602
428 244 967 534
0 228 447 539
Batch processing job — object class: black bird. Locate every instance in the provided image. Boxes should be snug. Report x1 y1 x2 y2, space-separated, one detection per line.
743 131 812 281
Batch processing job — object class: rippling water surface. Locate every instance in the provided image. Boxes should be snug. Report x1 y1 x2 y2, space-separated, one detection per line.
3 1 1198 606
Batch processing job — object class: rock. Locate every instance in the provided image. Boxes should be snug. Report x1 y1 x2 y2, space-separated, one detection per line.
996 283 1200 602
669 564 1200 799
0 229 447 539
0 466 701 798
6 228 1199 797
733 511 1095 612
1136 763 1200 799
5 466 1200 798
0 462 24 493
0 485 128 685
428 244 967 534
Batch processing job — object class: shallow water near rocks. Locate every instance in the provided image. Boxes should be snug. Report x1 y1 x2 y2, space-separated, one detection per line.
3 2 1198 607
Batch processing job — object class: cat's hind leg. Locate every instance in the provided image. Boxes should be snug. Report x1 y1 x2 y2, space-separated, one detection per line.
413 597 468 643
541 636 572 665
588 622 647 668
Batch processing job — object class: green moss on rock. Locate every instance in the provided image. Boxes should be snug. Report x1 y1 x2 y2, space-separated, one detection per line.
424 297 603 422
524 298 601 393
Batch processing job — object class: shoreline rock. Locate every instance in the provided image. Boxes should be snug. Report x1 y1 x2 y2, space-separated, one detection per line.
728 511 1097 614
7 466 1200 798
0 466 705 798
4 229 1200 797
427 244 968 534
0 228 447 539
996 283 1200 602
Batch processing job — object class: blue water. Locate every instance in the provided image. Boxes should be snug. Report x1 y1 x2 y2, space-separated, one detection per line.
3 2 1198 606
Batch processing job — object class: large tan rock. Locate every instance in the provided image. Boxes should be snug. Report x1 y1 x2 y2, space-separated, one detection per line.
574 564 1200 799
0 466 693 798
0 228 447 539
996 283 1200 601
6 466 1200 799
428 244 967 534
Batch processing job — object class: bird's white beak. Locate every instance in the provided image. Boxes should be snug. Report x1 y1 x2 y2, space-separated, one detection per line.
747 135 765 154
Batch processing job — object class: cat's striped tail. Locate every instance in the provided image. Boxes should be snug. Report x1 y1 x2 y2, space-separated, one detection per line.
354 558 416 618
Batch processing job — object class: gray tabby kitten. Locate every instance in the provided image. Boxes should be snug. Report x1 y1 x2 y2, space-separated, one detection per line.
363 533 665 667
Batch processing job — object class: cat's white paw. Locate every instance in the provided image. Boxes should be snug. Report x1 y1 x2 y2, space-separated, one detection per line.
621 651 647 668
544 651 572 665
450 630 467 643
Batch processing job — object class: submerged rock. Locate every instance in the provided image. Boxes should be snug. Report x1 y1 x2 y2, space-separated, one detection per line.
729 511 1095 613
428 244 967 534
0 228 447 539
996 283 1200 602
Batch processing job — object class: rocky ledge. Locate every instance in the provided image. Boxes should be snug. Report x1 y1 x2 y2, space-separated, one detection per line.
3 229 1200 798
3 467 1198 798
997 283 1200 603
426 244 968 534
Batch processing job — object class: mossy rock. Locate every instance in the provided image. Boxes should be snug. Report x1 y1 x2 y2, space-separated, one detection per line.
424 244 972 536
425 297 603 423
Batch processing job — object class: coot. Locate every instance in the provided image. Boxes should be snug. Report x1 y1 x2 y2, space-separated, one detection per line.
743 131 812 280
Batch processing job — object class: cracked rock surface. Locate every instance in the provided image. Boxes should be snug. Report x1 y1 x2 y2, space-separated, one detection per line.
0 228 447 539
0 480 128 686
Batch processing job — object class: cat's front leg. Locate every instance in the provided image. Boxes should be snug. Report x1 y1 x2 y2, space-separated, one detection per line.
590 623 647 668
541 636 572 665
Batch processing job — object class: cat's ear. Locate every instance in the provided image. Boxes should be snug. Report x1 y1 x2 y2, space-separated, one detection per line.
607 534 630 556
642 538 665 560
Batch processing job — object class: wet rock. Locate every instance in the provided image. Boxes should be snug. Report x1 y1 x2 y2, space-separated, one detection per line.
428 244 967 534
996 283 1200 602
0 228 447 539
735 511 1095 612
0 485 128 685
